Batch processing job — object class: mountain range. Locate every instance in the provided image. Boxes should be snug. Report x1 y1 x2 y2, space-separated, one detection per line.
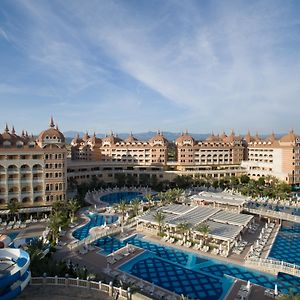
63 131 210 142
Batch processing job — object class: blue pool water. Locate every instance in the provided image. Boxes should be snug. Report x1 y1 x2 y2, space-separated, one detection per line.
7 231 20 241
72 213 118 240
95 235 300 299
100 192 143 204
269 222 300 266
247 201 300 216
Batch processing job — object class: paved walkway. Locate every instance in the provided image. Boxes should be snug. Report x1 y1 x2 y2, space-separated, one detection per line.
225 280 275 300
16 285 113 300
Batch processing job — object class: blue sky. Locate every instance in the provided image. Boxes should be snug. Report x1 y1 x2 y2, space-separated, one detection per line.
0 0 300 135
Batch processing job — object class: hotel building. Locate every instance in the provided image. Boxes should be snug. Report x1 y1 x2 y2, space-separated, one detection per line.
1 117 299 213
68 131 169 185
173 131 246 180
241 131 300 185
0 118 67 211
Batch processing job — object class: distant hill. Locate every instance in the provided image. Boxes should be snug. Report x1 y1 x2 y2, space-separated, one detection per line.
63 131 210 142
63 131 285 144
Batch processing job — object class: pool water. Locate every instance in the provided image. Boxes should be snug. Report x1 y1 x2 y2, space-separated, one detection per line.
96 235 300 299
7 231 20 241
72 213 118 240
120 251 229 300
269 222 300 266
247 201 300 216
100 192 144 204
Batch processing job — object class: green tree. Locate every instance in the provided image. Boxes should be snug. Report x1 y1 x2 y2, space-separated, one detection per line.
116 200 128 232
194 223 210 245
176 222 191 242
49 211 64 243
131 198 141 217
154 211 165 235
7 199 20 221
277 289 300 300
68 199 80 223
240 175 250 184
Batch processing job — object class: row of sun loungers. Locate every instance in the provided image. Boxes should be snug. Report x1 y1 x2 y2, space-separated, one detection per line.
232 240 248 255
235 284 251 300
106 247 136 264
248 223 275 259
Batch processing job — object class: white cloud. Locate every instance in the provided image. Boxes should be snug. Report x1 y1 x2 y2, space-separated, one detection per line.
1 0 300 133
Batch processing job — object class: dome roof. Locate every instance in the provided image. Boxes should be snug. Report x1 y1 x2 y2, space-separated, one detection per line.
280 130 298 143
265 132 276 143
71 133 83 145
219 132 227 141
88 133 102 145
244 131 252 143
82 132 90 142
149 131 168 144
102 133 122 144
175 131 194 144
206 133 220 142
124 133 138 143
37 117 65 143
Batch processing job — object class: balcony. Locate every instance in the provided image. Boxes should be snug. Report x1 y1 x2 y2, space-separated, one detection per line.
7 180 19 185
7 170 19 175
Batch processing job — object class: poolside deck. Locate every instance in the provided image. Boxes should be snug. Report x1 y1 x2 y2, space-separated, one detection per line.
225 280 275 300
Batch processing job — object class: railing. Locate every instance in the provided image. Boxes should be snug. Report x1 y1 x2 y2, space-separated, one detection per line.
243 207 300 224
246 257 300 277
69 219 137 251
30 276 130 299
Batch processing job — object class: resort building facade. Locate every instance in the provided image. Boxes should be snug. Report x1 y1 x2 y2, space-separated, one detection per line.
241 131 300 185
1 117 299 212
173 131 246 180
0 118 67 211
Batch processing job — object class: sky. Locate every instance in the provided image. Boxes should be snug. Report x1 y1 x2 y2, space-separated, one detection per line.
0 0 300 135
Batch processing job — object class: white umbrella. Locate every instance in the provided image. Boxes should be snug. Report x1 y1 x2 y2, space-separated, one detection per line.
138 280 144 290
150 282 155 294
274 284 278 295
104 264 111 274
246 280 251 291
200 239 204 247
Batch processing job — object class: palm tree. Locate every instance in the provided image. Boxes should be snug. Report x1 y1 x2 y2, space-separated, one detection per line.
117 200 128 232
194 223 210 245
131 198 141 217
144 193 153 204
154 211 165 236
277 289 300 300
49 211 64 243
176 222 191 242
7 199 20 221
68 199 80 223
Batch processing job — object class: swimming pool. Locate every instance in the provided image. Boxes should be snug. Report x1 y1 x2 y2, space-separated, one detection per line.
96 235 300 298
269 222 300 266
72 212 118 240
247 201 300 216
100 192 144 205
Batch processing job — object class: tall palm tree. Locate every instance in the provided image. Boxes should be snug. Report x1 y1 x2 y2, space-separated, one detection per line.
117 200 128 232
144 193 153 204
176 222 191 242
68 199 80 223
49 211 64 243
131 198 141 217
154 211 165 236
7 199 20 221
194 223 210 245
